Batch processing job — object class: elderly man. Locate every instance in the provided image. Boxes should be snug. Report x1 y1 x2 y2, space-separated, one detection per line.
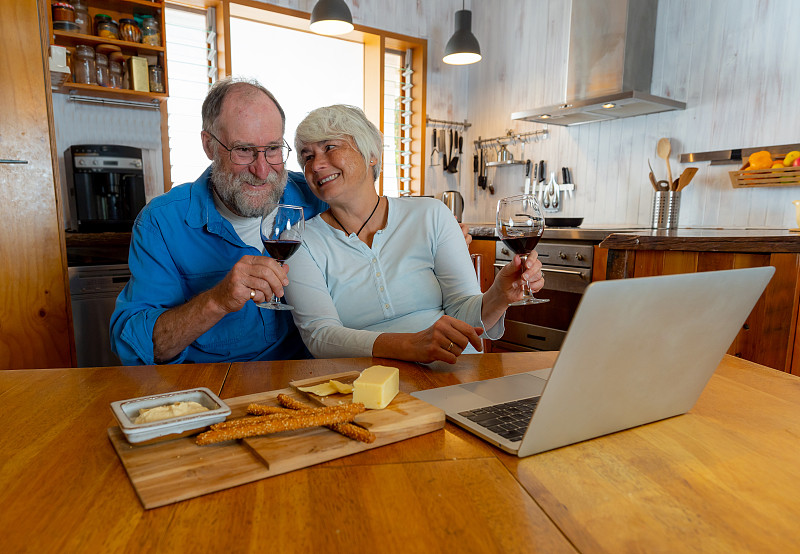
111 78 327 364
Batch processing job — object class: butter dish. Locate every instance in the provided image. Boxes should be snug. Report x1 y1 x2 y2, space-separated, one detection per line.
110 387 230 444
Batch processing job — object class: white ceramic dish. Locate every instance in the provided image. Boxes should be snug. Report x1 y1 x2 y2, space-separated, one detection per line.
110 387 230 444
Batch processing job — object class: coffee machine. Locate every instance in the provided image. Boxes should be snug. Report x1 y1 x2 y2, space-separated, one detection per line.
65 145 146 232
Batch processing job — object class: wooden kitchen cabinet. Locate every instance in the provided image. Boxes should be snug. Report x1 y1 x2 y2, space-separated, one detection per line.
51 0 168 100
1 0 75 369
601 242 800 376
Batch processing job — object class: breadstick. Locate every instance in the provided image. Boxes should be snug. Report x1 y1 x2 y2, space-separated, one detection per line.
277 394 376 444
196 402 365 445
215 404 363 430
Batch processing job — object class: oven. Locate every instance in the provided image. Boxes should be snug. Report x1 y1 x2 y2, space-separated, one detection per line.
493 239 594 351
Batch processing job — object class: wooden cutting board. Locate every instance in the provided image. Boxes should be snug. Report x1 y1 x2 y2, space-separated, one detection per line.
108 371 444 509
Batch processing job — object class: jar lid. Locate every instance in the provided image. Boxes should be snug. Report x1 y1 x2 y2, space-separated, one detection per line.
75 44 94 53
95 52 108 63
119 18 137 24
53 2 75 9
140 14 155 19
94 13 112 20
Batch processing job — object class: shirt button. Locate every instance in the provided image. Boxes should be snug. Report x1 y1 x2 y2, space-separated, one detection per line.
372 258 377 263
376 272 381 277
380 286 384 291
385 304 389 309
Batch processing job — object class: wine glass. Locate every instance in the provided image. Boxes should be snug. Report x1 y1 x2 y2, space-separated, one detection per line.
496 194 549 306
257 204 304 310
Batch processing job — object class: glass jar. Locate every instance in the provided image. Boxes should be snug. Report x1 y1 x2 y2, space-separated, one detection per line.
73 44 96 85
140 15 161 46
94 14 118 39
148 64 165 93
72 0 90 34
109 61 123 89
52 2 75 22
95 52 109 87
119 18 141 43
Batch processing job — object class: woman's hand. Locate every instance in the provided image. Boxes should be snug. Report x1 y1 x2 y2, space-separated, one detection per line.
495 251 545 303
480 252 545 328
372 315 483 364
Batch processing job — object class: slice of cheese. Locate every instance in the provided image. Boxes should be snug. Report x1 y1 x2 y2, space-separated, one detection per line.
352 365 399 409
329 380 354 394
297 382 338 396
297 379 355 396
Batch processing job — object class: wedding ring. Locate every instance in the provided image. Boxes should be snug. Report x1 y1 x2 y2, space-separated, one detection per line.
250 289 256 299
447 341 454 352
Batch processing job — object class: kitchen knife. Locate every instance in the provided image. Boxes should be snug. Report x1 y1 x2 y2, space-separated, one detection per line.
524 160 532 194
537 160 545 203
473 152 479 198
441 130 447 171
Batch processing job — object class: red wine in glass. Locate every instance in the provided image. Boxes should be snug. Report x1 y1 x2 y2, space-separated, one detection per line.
262 239 301 262
496 194 548 306
258 204 304 310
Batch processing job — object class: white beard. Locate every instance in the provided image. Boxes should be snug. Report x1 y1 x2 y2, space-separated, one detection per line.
211 159 288 217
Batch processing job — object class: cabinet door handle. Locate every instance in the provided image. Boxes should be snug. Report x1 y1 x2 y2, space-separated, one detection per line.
0 159 28 164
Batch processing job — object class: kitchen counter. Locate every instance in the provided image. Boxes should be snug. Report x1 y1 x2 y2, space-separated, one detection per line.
468 223 800 248
469 223 652 242
65 231 131 265
2 353 800 552
600 228 800 253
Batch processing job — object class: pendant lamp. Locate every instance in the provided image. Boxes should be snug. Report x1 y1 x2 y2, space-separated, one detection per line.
443 5 481 65
309 0 354 36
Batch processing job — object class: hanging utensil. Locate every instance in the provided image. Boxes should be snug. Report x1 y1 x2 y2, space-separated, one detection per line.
523 160 532 194
478 147 486 190
429 128 438 166
657 138 673 190
447 130 459 173
473 150 479 198
441 130 447 171
537 160 546 205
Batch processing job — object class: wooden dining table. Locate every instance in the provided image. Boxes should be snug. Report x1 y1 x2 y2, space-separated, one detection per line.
2 352 800 553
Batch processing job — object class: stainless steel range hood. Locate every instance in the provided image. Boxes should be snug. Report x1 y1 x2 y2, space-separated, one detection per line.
512 0 685 126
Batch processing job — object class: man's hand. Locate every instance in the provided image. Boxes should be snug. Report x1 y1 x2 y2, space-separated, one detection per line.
152 255 290 363
208 254 290 311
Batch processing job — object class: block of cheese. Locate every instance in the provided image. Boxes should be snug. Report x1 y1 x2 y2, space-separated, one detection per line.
352 365 399 409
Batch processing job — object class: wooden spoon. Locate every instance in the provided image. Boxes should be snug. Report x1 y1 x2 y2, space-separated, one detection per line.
657 138 673 190
677 167 698 192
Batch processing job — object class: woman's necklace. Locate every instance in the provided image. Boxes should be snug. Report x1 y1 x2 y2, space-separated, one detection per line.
330 196 382 237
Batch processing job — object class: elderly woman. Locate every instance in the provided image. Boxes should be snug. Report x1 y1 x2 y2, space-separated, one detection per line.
284 105 544 364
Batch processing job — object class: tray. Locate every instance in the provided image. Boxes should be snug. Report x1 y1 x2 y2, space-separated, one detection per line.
108 373 445 509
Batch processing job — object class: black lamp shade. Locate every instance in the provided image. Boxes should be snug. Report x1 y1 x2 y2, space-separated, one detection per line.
310 0 354 36
443 9 481 65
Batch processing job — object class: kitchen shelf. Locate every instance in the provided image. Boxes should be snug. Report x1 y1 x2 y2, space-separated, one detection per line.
50 0 168 101
53 30 164 54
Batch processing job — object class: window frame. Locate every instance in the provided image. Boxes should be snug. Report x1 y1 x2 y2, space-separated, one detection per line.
161 0 427 195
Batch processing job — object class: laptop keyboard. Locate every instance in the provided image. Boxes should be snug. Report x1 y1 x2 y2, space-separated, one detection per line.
458 396 540 442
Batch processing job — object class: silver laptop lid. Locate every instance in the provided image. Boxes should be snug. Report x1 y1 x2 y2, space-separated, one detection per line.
518 266 775 457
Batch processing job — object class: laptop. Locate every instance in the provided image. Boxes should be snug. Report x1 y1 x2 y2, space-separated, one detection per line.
412 267 775 457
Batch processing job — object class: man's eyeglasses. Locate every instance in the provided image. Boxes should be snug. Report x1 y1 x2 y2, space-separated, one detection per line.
207 131 291 166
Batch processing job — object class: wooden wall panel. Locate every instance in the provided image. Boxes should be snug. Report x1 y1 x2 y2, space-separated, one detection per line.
1 0 74 368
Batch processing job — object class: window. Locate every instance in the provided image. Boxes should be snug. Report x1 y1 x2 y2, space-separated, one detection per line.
164 5 216 188
228 16 363 173
162 2 427 195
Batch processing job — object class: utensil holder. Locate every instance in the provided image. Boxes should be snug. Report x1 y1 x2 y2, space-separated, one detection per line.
651 191 681 229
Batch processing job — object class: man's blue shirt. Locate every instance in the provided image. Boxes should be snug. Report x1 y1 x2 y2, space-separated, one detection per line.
110 166 327 365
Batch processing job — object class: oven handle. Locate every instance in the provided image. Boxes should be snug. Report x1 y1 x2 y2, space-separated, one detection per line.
542 267 587 279
494 263 587 279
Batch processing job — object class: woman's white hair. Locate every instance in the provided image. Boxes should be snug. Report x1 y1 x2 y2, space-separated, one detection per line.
295 105 383 181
